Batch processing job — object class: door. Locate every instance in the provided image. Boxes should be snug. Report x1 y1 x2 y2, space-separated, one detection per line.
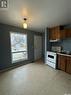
34 35 42 60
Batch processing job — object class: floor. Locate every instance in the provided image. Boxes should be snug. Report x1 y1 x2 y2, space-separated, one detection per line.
0 61 71 95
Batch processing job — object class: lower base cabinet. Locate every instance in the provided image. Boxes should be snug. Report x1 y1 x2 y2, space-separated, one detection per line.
66 57 71 74
58 54 71 74
58 55 66 71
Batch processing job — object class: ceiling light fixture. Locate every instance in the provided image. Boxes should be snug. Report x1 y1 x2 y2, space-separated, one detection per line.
23 18 27 29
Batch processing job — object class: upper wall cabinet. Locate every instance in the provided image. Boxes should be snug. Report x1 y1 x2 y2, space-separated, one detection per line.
49 26 66 42
66 29 71 38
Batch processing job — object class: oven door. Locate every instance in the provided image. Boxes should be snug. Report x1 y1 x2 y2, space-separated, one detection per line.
46 51 56 63
46 60 56 68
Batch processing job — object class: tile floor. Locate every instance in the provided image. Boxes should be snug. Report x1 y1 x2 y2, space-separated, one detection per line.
0 62 71 95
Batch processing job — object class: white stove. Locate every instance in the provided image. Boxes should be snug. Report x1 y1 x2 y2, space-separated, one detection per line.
45 51 57 69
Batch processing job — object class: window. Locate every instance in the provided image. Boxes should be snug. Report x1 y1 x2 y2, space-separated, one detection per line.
10 32 28 63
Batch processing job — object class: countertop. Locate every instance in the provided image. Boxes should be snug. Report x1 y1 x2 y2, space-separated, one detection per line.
47 51 71 57
57 52 71 57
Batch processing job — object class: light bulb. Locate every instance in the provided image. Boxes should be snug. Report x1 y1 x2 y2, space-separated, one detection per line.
23 23 27 29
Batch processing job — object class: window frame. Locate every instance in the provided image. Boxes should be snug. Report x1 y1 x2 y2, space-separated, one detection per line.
10 32 28 63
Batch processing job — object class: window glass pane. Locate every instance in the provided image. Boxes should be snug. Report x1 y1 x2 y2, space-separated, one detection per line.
10 32 28 63
12 52 28 63
10 33 27 52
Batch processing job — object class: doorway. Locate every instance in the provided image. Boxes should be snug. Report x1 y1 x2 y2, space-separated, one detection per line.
34 35 42 61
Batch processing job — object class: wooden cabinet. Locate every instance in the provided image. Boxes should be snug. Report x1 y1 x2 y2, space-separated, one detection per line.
49 26 60 40
66 29 71 38
58 54 71 74
58 55 66 71
49 26 71 41
58 55 61 69
61 30 66 39
66 57 71 74
49 26 66 40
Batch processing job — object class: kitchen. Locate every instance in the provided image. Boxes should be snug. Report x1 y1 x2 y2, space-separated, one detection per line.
0 0 71 95
45 25 71 74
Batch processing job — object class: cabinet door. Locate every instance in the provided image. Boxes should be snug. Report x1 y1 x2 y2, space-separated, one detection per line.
54 26 61 39
49 28 56 40
66 29 71 38
58 55 61 69
66 57 71 74
61 30 66 39
60 55 66 71
58 55 66 71
49 27 60 40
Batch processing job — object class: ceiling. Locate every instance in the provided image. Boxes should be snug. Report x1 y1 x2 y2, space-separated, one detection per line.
0 0 71 32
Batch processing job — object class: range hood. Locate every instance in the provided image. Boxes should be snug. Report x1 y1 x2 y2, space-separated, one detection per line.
49 39 60 42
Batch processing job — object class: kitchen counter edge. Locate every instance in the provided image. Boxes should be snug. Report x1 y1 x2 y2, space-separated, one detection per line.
57 53 71 57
